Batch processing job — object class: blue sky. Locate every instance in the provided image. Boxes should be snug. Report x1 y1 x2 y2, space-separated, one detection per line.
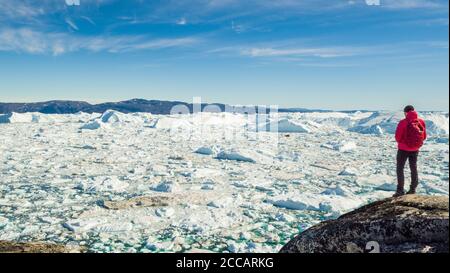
0 0 448 110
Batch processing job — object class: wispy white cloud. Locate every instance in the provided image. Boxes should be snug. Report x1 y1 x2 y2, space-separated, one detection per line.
176 18 187 25
0 0 46 19
0 0 447 59
382 0 447 9
242 47 359 58
0 28 49 54
0 0 117 24
80 16 96 26
414 41 449 49
206 38 449 67
0 28 200 56
65 18 79 31
209 43 366 59
231 21 248 34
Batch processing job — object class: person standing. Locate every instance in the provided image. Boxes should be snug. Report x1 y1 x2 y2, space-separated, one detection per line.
393 105 427 197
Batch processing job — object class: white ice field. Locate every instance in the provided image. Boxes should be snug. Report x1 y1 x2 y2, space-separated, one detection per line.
0 110 448 253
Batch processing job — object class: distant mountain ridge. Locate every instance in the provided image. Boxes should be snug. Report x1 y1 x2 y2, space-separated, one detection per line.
0 99 350 115
0 99 190 115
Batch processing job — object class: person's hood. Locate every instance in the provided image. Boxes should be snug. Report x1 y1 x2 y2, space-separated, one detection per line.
406 110 419 121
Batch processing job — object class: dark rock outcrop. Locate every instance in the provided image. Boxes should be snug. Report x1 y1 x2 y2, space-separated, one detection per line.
280 195 449 253
0 241 84 253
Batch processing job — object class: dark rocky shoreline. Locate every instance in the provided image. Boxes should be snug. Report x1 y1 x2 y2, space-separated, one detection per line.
280 195 449 253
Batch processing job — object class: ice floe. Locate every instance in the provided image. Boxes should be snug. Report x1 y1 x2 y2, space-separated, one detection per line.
267 193 364 216
152 181 179 193
76 177 130 193
195 146 221 156
0 112 37 123
339 167 359 176
216 149 273 164
262 118 319 133
0 110 447 253
321 141 357 152
80 120 103 130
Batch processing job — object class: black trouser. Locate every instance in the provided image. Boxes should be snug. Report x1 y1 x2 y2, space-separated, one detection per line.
396 150 419 193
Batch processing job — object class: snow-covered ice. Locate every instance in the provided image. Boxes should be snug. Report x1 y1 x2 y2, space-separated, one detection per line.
0 110 448 253
262 118 319 133
321 141 357 152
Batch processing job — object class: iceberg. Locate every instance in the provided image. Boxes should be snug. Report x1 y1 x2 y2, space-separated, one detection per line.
260 118 320 133
322 141 357 152
267 193 365 216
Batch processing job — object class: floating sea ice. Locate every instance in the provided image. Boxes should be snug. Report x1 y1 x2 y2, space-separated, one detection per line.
321 185 353 197
150 116 192 130
267 194 322 211
422 113 449 135
64 217 133 233
348 125 384 135
195 146 221 156
151 164 169 176
80 120 102 130
76 177 130 193
227 241 243 253
276 151 301 162
431 137 449 144
0 216 9 228
322 141 357 152
227 241 274 253
420 181 449 195
216 149 273 164
0 112 37 123
38 216 61 225
145 240 174 252
63 218 107 233
207 197 234 208
192 168 223 178
267 193 364 216
100 110 121 123
79 145 96 150
338 167 359 176
345 111 449 137
130 165 148 175
152 181 179 193
375 183 397 192
274 212 295 223
259 118 322 133
216 149 256 163
348 112 401 135
356 174 396 190
201 184 215 191
155 207 175 218
231 181 249 189
94 222 133 233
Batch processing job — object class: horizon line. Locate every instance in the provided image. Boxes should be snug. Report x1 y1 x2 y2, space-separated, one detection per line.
0 98 448 113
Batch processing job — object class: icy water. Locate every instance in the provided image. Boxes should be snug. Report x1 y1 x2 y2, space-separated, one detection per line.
0 111 448 253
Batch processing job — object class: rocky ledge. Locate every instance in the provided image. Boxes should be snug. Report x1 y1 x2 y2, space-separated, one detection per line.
0 241 84 253
280 195 449 253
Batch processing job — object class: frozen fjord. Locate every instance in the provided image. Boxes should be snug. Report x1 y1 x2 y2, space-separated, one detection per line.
0 110 448 253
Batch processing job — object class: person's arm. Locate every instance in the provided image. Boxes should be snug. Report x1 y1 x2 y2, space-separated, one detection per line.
395 121 405 143
422 120 427 141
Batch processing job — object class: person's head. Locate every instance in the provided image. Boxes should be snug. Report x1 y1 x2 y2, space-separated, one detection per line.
403 105 415 117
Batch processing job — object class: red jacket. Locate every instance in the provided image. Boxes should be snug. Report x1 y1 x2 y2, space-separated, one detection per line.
395 111 427 152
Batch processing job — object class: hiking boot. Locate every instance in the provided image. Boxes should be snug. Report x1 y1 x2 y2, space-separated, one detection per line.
406 190 416 195
393 191 405 198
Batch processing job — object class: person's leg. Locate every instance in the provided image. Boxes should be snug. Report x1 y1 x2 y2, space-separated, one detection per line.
395 150 408 196
407 151 419 194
